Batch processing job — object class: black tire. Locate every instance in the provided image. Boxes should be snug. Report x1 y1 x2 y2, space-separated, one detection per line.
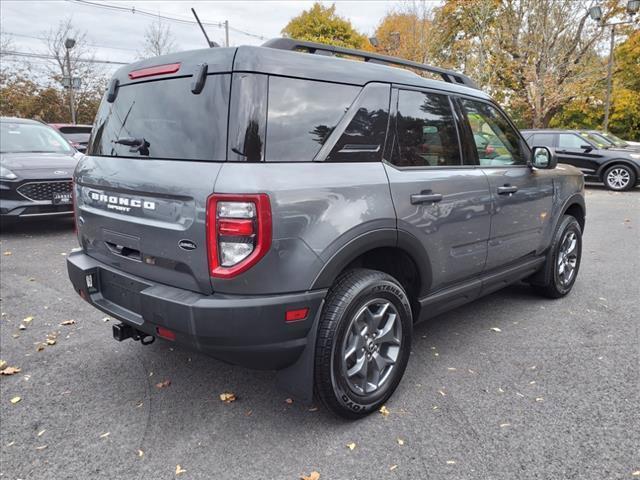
532 215 582 298
314 268 413 419
603 164 636 191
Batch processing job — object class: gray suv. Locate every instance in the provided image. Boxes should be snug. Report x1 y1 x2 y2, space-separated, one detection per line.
67 39 586 418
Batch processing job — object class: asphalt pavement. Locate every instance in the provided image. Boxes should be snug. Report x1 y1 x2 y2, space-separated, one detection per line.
0 186 638 480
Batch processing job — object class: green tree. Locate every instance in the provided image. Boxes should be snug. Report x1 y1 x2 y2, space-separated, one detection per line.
282 3 369 49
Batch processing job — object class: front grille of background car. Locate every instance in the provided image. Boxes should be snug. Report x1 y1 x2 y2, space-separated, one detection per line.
17 181 73 201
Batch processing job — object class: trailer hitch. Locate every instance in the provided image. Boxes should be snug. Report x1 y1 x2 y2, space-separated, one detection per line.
112 323 155 345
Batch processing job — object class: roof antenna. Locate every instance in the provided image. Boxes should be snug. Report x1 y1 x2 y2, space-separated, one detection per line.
191 8 219 48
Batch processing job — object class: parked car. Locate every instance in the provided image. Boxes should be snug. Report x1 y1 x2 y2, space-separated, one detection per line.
49 123 93 153
1 117 79 224
521 129 640 191
67 39 586 418
583 130 640 153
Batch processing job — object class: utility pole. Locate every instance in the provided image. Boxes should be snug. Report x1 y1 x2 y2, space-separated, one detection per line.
603 25 615 132
224 20 229 47
64 38 77 125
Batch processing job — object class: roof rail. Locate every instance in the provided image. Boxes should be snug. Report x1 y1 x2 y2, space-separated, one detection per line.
262 38 478 90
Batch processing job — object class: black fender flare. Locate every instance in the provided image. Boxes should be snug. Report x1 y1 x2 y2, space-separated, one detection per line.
596 158 640 180
556 192 586 233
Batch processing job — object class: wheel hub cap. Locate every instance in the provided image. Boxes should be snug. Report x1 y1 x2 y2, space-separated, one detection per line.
341 299 402 395
607 168 630 189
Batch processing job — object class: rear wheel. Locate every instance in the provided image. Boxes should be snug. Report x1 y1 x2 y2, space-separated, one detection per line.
314 269 412 419
603 164 636 191
532 215 582 298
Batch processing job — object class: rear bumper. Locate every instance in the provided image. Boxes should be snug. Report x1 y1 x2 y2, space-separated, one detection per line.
67 251 327 370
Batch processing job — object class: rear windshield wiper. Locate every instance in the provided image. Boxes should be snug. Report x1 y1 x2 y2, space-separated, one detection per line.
113 137 150 156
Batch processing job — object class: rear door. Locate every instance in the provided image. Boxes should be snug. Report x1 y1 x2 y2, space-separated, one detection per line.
76 55 233 294
383 88 492 293
457 98 554 269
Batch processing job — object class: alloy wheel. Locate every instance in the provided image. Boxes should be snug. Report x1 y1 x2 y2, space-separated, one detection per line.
557 230 578 287
606 168 631 190
341 299 402 395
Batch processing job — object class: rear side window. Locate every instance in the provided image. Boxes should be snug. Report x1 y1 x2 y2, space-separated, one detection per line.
391 89 461 167
530 133 555 147
266 77 359 162
89 75 230 161
558 133 587 149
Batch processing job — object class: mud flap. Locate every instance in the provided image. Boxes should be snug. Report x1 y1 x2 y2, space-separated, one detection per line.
275 300 324 404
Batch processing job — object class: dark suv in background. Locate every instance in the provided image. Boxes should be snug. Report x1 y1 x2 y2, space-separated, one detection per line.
522 129 640 190
67 39 586 418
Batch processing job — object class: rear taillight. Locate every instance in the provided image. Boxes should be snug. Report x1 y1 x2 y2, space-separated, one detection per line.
206 194 272 278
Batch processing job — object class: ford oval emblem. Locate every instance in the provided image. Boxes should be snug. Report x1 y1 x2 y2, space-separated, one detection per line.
54 170 69 175
178 239 197 251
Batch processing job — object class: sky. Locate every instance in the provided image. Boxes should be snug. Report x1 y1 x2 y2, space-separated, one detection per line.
0 0 421 75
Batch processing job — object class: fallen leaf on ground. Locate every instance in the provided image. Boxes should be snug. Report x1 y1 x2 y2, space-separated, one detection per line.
100 432 110 438
438 389 446 397
379 405 390 417
35 445 47 450
23 316 33 324
285 398 294 404
18 324 26 330
156 380 171 389
3 251 12 256
102 317 110 322
446 460 456 465
0 360 6 370
535 397 544 402
447 367 457 371
1 366 21 375
137 449 144 458
490 327 502 332
397 438 405 446
46 338 56 346
60 320 76 326
6 441 15 447
389 465 398 471
300 472 320 480
308 406 319 412
219 392 236 403
10 396 21 404
631 471 640 476
37 429 46 437
499 423 511 428
175 465 187 475
36 344 45 352
346 442 356 450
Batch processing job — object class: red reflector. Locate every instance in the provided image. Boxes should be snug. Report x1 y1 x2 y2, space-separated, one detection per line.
285 308 309 323
79 289 86 299
156 326 176 341
128 62 181 79
218 219 254 236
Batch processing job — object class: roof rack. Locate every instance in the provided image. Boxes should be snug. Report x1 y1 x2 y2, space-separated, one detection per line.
262 38 478 90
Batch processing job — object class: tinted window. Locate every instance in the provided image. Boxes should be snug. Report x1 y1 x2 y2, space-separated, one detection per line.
58 126 92 134
325 84 390 163
558 133 588 149
1 122 73 154
89 74 230 161
266 77 359 162
228 73 267 162
460 99 525 166
391 90 461 167
531 133 554 147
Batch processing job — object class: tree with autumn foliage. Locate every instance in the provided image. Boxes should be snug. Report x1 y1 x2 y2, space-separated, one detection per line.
372 2 432 64
281 2 370 50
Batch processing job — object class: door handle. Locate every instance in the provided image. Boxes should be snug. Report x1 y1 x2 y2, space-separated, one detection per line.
497 185 518 195
411 193 443 204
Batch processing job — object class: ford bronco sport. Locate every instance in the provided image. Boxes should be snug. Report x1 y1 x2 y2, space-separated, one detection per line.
67 38 586 418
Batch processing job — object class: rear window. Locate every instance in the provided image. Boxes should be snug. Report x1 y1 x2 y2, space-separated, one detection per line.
88 75 230 161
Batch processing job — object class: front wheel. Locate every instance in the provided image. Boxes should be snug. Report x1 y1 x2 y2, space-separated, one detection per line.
314 269 413 419
603 164 636 191
533 215 582 298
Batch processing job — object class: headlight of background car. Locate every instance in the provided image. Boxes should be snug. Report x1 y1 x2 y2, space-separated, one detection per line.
0 166 18 180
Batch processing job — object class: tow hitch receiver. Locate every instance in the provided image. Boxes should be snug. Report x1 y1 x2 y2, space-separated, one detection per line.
112 323 155 345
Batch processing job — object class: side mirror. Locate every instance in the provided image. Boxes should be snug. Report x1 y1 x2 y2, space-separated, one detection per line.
531 146 557 169
581 144 593 152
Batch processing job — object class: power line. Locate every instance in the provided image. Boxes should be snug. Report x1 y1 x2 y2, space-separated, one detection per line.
2 31 139 53
0 50 129 65
65 0 267 41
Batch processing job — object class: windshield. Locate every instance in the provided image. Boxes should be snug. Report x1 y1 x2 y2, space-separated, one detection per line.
579 132 609 149
1 122 74 154
599 132 628 148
